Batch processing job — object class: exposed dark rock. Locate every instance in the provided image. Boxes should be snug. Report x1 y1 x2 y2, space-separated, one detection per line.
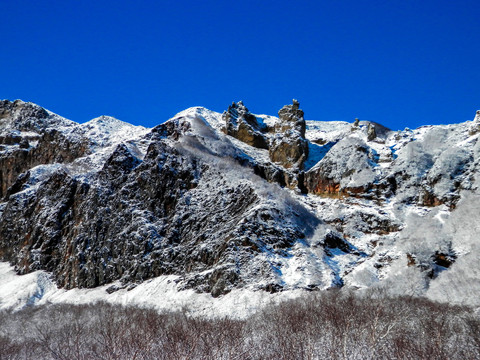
322 232 352 254
0 101 88 198
222 101 268 149
151 117 191 140
432 251 456 269
325 210 401 237
351 118 360 131
262 283 283 293
269 137 308 169
419 190 444 207
367 123 377 141
407 253 416 267
0 99 49 124
269 100 308 169
99 143 141 186
276 99 306 137
5 170 30 198
406 247 457 280
0 132 88 198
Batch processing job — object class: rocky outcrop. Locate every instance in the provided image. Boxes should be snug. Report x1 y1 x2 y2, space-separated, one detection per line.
0 99 49 125
406 249 457 280
304 137 379 197
275 99 306 137
367 123 376 141
268 100 308 169
468 110 480 135
222 101 268 149
223 99 310 170
351 118 360 131
221 100 309 189
0 100 88 198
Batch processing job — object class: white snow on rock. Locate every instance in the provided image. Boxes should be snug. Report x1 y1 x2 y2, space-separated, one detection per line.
80 115 149 149
0 262 304 319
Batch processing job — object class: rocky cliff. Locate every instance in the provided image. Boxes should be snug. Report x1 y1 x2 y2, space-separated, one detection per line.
1 99 479 303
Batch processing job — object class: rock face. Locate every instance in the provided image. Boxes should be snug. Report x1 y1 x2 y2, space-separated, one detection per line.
269 99 308 169
223 100 309 189
367 123 376 141
1 101 480 304
0 103 321 296
223 99 309 170
0 100 88 198
0 99 49 123
305 137 378 196
223 101 268 149
469 110 480 135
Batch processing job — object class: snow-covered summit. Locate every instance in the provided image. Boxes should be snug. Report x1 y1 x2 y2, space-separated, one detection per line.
170 106 224 131
81 115 149 149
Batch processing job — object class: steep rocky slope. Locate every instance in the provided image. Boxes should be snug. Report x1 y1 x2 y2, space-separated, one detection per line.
1 99 479 305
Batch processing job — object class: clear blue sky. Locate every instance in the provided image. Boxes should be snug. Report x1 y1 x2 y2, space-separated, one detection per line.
2 0 479 130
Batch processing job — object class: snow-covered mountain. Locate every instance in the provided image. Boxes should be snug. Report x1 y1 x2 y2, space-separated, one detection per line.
1 98 480 313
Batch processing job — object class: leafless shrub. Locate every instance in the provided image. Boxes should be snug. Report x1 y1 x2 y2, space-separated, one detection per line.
0 292 479 359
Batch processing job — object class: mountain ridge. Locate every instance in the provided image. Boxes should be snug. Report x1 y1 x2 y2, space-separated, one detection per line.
1 99 479 311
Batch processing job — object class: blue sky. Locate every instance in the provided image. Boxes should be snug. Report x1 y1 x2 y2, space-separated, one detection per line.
2 0 479 130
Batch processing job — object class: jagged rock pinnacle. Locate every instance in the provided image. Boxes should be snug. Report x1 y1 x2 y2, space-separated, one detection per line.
269 100 308 169
367 123 376 141
222 101 268 149
468 110 480 135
